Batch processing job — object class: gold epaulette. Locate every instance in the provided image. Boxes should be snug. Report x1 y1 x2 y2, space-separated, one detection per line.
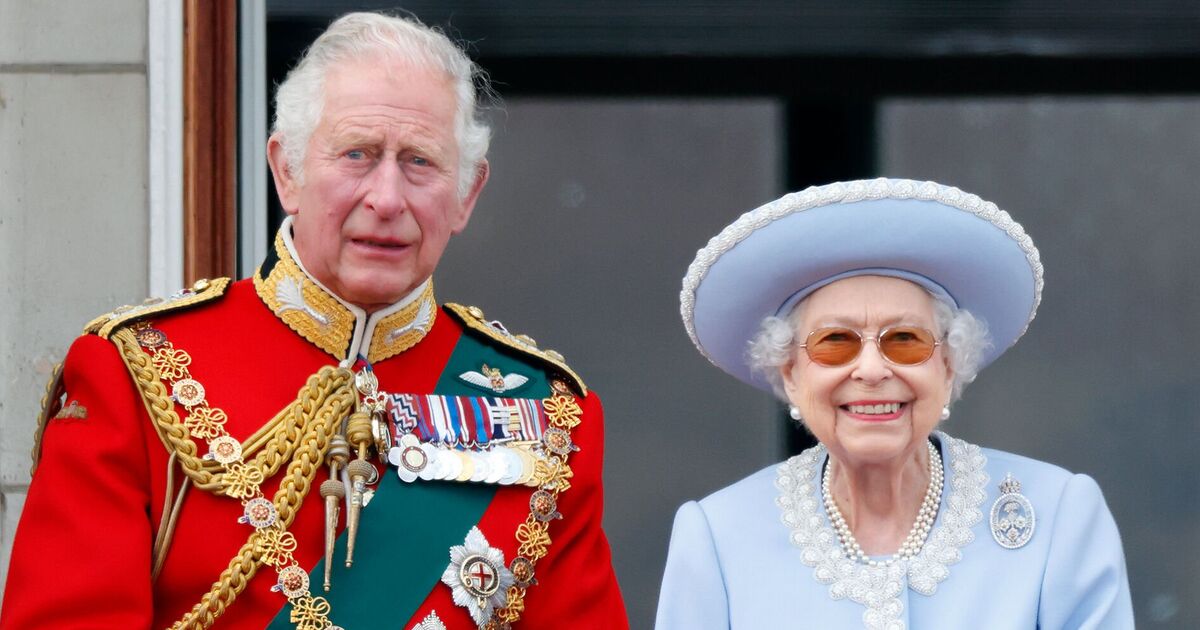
82 277 232 339
445 302 588 396
34 279 228 474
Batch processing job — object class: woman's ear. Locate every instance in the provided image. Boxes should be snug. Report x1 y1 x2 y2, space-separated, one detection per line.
779 360 798 395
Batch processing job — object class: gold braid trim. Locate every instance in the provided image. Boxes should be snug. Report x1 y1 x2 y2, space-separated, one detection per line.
90 278 231 338
108 328 357 629
29 360 65 476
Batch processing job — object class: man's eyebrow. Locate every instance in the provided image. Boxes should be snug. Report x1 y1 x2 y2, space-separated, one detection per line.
329 129 382 148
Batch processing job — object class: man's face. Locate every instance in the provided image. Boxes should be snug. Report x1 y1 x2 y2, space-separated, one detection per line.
269 57 488 311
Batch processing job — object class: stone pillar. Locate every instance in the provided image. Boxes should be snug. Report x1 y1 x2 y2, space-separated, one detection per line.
0 0 151 600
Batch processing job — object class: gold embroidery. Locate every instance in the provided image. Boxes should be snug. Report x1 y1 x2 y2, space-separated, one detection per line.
52 400 88 420
255 230 437 362
366 280 436 363
255 232 355 359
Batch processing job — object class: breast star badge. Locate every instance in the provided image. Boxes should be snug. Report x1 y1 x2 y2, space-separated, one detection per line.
441 527 515 625
410 611 447 630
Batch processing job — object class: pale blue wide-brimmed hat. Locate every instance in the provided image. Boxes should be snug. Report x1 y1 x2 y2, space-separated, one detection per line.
681 178 1044 392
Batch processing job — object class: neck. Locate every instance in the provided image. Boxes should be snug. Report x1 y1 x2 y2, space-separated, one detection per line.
826 442 932 555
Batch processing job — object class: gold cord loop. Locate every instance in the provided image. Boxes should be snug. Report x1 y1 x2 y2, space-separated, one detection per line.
109 327 355 629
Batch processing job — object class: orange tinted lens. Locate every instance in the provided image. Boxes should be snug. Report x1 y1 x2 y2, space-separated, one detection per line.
805 328 863 366
879 327 937 365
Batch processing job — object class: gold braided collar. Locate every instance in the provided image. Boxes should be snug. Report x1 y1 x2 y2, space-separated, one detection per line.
254 220 437 363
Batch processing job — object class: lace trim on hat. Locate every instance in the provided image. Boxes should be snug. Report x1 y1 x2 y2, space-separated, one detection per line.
775 432 989 630
680 178 1044 364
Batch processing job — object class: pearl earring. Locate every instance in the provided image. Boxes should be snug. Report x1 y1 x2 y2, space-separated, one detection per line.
789 405 803 421
940 405 951 421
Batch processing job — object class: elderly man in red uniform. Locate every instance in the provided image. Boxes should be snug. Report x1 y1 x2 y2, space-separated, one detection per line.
2 12 627 630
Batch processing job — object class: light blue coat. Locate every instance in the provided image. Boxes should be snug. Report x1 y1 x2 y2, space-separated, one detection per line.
656 433 1133 629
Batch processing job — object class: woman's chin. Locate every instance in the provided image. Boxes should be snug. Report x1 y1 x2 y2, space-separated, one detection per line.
830 426 927 466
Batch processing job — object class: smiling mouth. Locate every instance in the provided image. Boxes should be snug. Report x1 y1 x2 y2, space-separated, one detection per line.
839 401 907 420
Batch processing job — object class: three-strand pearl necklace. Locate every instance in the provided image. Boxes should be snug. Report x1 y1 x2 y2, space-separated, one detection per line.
821 440 944 567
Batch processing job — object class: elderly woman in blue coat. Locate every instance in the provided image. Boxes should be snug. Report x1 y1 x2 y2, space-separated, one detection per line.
657 179 1133 629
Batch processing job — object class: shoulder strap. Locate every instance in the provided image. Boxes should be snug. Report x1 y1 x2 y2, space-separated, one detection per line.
83 277 232 339
444 303 587 396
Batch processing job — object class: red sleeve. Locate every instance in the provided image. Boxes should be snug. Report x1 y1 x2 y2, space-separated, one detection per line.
1 334 156 629
516 391 629 629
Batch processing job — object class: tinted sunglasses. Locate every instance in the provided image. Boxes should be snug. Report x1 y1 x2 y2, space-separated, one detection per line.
799 326 942 367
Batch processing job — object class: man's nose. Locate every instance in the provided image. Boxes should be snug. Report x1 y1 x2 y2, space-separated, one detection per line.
363 159 406 218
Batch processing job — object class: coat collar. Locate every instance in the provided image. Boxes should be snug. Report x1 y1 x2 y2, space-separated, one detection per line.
253 217 437 364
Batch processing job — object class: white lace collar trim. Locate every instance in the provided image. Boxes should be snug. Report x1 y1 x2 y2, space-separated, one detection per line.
775 432 989 630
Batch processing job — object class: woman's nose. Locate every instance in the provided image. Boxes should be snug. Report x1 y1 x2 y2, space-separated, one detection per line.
851 338 893 383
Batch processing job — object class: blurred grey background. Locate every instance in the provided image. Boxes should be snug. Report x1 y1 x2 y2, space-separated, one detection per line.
261 3 1200 628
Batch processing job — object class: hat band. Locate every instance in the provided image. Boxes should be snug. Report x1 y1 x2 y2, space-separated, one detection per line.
775 268 959 318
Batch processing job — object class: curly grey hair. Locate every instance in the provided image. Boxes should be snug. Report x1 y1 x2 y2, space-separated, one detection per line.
747 291 990 405
272 12 493 197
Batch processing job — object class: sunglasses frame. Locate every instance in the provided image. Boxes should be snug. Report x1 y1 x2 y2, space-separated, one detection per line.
799 326 943 367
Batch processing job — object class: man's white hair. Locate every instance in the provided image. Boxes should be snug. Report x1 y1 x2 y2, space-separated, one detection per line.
747 290 991 405
271 12 493 197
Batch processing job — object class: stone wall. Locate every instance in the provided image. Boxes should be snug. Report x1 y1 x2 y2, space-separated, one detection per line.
0 0 150 601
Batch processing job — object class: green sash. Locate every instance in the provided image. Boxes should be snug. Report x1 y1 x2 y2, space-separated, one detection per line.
266 330 550 629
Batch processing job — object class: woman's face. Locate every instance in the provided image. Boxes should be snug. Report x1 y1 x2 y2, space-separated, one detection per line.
779 275 953 468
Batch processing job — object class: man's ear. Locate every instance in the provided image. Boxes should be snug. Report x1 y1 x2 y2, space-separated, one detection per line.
267 135 301 215
451 160 490 234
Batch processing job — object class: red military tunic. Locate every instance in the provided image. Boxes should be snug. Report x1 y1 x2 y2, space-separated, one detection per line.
2 228 627 629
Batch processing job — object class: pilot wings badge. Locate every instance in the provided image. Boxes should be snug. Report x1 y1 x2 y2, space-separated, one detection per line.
458 364 529 394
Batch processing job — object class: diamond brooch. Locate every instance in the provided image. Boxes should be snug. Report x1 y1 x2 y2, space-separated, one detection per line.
990 473 1035 549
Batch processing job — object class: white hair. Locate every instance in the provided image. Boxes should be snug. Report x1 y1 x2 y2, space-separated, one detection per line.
271 11 493 197
747 290 990 405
